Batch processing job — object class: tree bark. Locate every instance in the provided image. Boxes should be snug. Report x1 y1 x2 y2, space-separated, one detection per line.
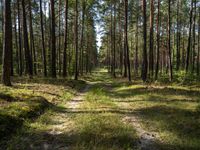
149 0 154 78
22 0 33 76
192 0 196 72
141 0 148 82
50 0 56 78
155 0 160 80
17 0 23 76
74 0 78 80
63 0 68 77
28 0 37 75
168 0 173 81
124 0 131 81
39 0 47 76
185 0 193 72
2 0 12 86
176 0 181 70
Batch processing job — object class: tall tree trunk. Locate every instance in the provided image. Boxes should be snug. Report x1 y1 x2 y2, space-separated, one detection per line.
149 0 154 78
80 0 86 75
192 0 196 72
135 0 139 76
58 0 61 75
168 0 173 81
113 1 116 78
176 0 181 70
197 8 200 75
14 4 19 75
74 0 78 80
185 0 193 72
28 0 37 75
124 0 131 81
17 0 23 76
141 0 148 82
110 4 113 75
22 0 33 76
63 0 68 77
50 0 56 78
155 0 160 80
39 0 47 76
2 0 12 86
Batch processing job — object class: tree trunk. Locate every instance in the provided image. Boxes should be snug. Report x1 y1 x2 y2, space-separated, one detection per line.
74 0 78 80
63 0 68 77
141 0 148 82
124 0 131 81
50 0 56 78
197 8 200 75
2 0 12 86
176 0 181 70
22 0 33 77
185 0 193 72
155 0 160 80
79 0 86 75
135 0 139 76
149 0 154 78
192 0 196 73
58 0 61 76
14 4 19 75
168 0 173 81
113 1 116 78
28 0 37 75
39 0 47 76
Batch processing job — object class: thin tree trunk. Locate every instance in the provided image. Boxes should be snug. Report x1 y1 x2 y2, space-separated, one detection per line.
22 0 33 76
142 0 148 82
17 0 22 76
155 0 160 80
168 0 173 81
113 1 116 78
39 0 47 76
197 8 200 75
58 0 61 76
176 0 181 70
192 0 196 72
80 0 86 75
135 0 139 76
63 0 68 77
74 0 78 80
50 0 56 78
14 5 19 75
124 0 131 81
149 0 154 78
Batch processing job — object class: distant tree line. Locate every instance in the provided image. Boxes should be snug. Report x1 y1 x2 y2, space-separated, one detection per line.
99 0 200 82
1 0 98 86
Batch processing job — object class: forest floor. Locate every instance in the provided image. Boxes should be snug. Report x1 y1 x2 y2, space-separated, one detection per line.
0 69 200 150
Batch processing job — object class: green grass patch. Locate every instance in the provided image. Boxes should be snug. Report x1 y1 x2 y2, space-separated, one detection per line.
71 113 137 150
0 94 51 140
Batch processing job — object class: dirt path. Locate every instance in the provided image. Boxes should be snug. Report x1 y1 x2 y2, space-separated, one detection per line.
29 84 91 150
123 115 158 150
118 100 159 150
68 84 91 110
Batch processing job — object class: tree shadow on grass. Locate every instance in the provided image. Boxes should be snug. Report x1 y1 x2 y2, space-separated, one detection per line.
12 77 87 92
3 125 137 150
108 86 200 102
2 104 138 150
134 105 200 150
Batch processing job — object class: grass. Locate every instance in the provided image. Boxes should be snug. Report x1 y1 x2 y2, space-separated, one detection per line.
0 76 86 149
0 70 200 150
108 77 200 150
